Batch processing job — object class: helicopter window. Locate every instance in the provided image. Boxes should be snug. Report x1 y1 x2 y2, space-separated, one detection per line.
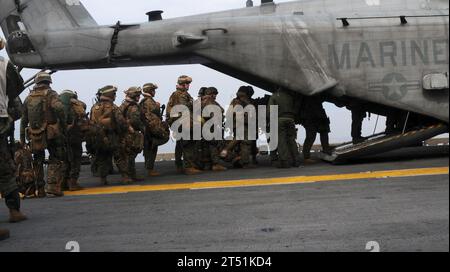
4 15 35 54
7 31 35 54
17 22 26 32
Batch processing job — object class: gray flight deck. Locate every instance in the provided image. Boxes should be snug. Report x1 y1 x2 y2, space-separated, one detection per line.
0 146 448 252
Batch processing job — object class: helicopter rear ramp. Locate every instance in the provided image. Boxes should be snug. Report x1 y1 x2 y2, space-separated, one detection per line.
322 124 449 164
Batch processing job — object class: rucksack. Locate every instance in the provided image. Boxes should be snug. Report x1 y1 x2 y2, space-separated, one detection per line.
15 146 37 198
120 101 145 154
89 102 117 151
26 89 48 130
71 99 90 135
25 89 50 152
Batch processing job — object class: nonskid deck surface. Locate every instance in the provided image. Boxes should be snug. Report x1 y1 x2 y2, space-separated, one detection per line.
0 146 448 252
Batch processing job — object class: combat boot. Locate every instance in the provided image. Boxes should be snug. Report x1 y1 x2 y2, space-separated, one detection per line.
68 178 83 191
212 164 227 172
37 187 46 198
5 190 27 223
0 228 10 241
176 167 184 175
303 158 317 165
9 209 27 223
184 168 203 175
46 184 64 197
148 170 161 177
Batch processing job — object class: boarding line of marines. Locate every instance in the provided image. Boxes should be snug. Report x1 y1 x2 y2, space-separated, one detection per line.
1 69 330 243
14 73 333 198
1 61 332 241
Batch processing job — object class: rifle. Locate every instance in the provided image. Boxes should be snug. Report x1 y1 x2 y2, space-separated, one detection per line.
8 120 16 158
160 104 166 121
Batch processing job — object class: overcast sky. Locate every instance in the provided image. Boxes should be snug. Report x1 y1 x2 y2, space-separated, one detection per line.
1 0 389 154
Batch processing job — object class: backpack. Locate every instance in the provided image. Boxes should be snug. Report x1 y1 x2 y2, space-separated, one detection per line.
89 102 117 151
15 146 37 198
26 89 49 152
71 99 90 136
120 101 144 154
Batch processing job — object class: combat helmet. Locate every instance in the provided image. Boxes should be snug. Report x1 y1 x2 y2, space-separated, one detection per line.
60 89 77 99
177 75 192 85
237 86 248 96
143 83 158 93
205 87 218 96
34 72 52 85
98 85 117 97
198 87 208 97
124 87 142 98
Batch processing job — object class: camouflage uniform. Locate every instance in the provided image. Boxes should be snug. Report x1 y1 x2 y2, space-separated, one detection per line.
141 83 169 176
21 72 67 197
226 86 254 168
119 87 145 181
14 142 36 197
89 86 130 185
60 90 87 191
0 51 27 223
268 88 300 168
200 87 226 171
166 75 202 175
299 95 332 160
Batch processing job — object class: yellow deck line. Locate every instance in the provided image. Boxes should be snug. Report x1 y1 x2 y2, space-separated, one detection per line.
65 167 449 196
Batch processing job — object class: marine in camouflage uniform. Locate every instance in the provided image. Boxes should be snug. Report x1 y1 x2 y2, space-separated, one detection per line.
268 88 301 168
299 95 332 162
89 86 131 185
21 72 68 197
1 39 27 229
200 87 227 171
224 86 255 168
195 87 208 170
141 83 169 177
166 75 202 175
14 141 37 197
119 87 145 182
60 90 87 191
